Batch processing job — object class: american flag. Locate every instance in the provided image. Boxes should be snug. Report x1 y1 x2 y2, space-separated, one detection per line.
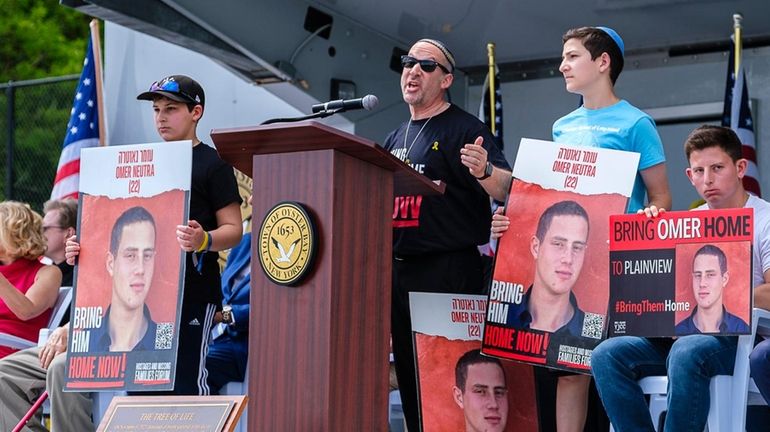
50 38 100 200
722 39 761 197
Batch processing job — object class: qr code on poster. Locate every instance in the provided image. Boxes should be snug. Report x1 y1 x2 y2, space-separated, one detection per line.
155 322 174 349
581 313 605 339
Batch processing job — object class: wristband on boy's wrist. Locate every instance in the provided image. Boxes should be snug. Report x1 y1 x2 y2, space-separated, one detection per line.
196 231 212 253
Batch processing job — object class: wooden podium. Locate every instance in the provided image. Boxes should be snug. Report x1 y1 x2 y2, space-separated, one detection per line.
212 121 443 431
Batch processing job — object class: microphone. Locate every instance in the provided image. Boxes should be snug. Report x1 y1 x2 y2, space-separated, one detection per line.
311 94 379 113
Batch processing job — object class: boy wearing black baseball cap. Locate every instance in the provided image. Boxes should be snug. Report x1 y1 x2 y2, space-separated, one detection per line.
136 74 205 107
67 74 242 397
136 75 206 143
137 74 242 395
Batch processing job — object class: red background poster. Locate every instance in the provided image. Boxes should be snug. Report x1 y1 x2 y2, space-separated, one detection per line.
416 335 538 432
76 191 185 323
494 181 627 315
674 241 751 325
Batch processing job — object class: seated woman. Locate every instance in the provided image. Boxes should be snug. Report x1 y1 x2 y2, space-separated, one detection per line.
0 201 62 358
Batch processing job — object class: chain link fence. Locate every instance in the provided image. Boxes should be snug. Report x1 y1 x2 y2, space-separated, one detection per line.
0 74 79 213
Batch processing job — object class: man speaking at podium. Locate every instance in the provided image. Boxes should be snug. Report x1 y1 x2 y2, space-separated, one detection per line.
383 38 512 431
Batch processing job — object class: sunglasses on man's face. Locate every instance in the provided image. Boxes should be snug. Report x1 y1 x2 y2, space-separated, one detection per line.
401 55 451 74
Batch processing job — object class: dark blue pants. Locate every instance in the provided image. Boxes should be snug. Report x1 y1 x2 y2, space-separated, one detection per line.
206 334 248 394
750 337 770 404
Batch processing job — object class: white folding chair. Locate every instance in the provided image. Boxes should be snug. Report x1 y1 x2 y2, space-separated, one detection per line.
610 308 770 432
747 323 770 408
47 286 73 329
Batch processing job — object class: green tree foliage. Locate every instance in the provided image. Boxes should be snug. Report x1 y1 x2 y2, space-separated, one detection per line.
0 0 92 210
0 0 91 81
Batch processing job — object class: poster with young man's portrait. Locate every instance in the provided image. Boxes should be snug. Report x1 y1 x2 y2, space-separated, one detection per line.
411 292 538 432
64 141 191 392
609 208 753 337
481 139 639 374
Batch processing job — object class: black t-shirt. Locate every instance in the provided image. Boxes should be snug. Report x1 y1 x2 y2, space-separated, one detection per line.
383 104 510 255
184 143 242 305
58 261 74 325
58 261 74 287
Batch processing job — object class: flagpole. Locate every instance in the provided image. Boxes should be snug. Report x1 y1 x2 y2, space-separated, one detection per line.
89 19 107 146
487 43 496 136
733 13 742 73
724 12 762 197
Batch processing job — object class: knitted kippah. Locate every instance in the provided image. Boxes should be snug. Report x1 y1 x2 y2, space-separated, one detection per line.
416 38 456 72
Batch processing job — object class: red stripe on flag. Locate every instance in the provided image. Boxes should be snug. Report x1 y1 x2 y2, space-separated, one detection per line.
744 176 762 198
53 159 80 183
742 144 757 163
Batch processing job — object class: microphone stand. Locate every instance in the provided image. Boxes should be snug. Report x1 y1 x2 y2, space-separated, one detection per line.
260 108 342 125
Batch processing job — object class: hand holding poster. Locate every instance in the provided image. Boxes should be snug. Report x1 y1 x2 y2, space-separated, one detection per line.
65 141 191 391
609 208 753 337
482 138 639 373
